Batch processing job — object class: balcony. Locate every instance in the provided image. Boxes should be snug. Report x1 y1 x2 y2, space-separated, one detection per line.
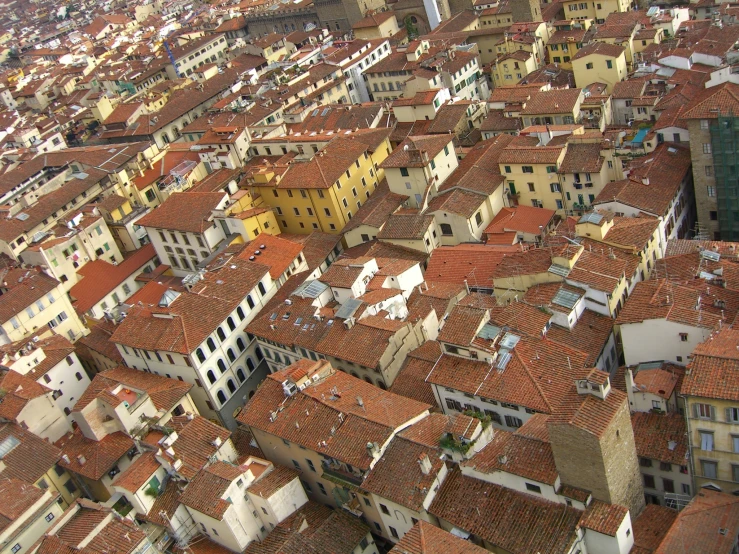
321 464 363 488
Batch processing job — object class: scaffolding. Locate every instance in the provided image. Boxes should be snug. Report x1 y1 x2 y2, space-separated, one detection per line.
710 112 739 240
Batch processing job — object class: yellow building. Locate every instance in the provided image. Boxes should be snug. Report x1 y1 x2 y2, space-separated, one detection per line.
492 50 538 86
547 20 593 70
499 144 568 212
245 129 392 234
244 33 294 63
682 328 739 491
352 11 402 40
571 42 627 93
561 0 629 24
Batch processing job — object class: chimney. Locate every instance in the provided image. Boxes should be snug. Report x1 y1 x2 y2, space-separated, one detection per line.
418 452 432 475
77 454 86 465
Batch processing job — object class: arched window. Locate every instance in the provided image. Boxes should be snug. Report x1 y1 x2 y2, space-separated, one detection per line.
237 337 246 352
258 282 266 295
248 390 255 399
206 338 216 353
217 327 226 341
227 317 236 331
217 359 227 373
364 377 373 384
75 372 83 381
350 372 359 378
237 368 246 382
247 296 255 309
217 390 227 405
246 358 255 371
64 407 71 416
196 348 206 363
256 347 263 360
227 348 236 362
377 381 387 390
274 352 281 364
207 370 216 384
237 306 245 320
227 379 237 393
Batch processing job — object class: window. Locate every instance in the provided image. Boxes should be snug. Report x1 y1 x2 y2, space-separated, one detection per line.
639 457 652 467
707 185 716 196
710 211 718 221
606 60 613 69
64 480 77 494
703 143 712 154
528 183 535 192
522 166 534 173
525 483 542 494
701 119 710 130
660 462 672 472
663 478 675 493
306 459 316 472
11 544 21 554
45 512 55 522
380 504 390 515
682 483 691 495
700 431 714 451
207 370 216 384
727 407 739 423
400 168 409 177
701 460 718 479
389 527 399 539
643 474 655 488
505 415 523 428
733 435 739 453
696 403 715 420
586 62 594 69
440 223 453 236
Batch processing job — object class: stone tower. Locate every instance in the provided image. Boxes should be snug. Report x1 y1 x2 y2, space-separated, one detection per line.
511 0 543 22
548 371 646 516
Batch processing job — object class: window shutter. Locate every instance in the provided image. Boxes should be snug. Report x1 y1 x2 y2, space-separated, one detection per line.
693 404 699 418
727 407 733 423
710 405 717 421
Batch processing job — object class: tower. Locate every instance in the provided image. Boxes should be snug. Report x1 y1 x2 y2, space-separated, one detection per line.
511 0 542 22
548 371 646 516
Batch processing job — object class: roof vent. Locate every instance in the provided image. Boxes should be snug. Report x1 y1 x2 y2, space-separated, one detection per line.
254 250 261 255
249 256 256 261
260 244 266 249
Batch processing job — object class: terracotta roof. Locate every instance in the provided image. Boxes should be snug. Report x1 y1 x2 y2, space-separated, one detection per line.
238 362 429 470
381 135 453 168
427 338 589 413
136 192 227 233
572 41 625 60
0 422 62 484
631 504 677 554
461 425 557 484
56 429 135 480
389 520 489 553
362 436 445 511
558 142 605 173
0 270 59 324
377 213 435 240
425 244 520 286
342 180 406 233
631 412 688 466
244 502 371 554
656 490 739 553
180 462 243 519
74 367 192 413
389 347 441 407
0 368 52 420
429 467 581 554
0 478 48 532
69 244 157 313
164 415 232 479
426 189 486 219
578 500 628 537
682 328 739 401
246 465 299 498
682 82 739 120
237 234 303 279
485 205 555 237
111 256 271 354
112 451 160 492
520 88 582 115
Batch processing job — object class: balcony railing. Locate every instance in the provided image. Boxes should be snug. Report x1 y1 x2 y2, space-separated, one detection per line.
321 465 363 487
